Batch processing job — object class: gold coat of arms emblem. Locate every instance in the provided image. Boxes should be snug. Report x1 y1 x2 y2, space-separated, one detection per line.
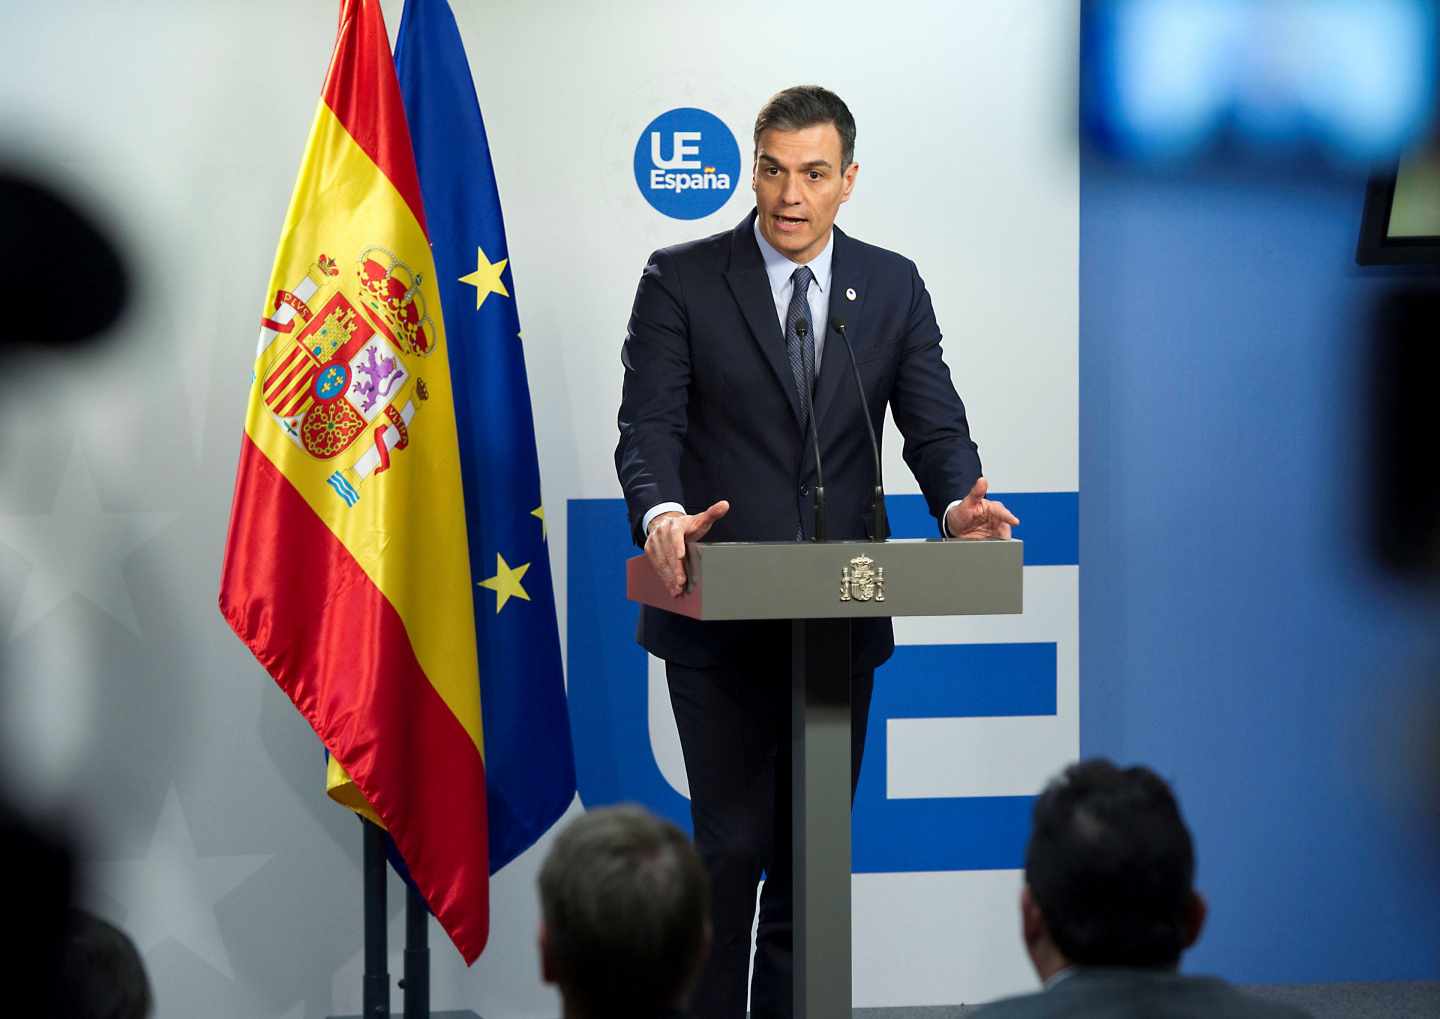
256 246 437 507
840 555 886 603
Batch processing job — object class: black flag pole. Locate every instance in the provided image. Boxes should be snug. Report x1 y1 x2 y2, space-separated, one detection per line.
401 881 429 1018
328 817 481 1019
363 817 391 1018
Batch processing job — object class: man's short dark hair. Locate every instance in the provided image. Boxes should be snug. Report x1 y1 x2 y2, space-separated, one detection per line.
1025 760 1196 968
539 805 710 1016
753 85 857 169
60 910 153 1018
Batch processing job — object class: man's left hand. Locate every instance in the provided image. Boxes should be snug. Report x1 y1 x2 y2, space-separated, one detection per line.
945 476 1019 540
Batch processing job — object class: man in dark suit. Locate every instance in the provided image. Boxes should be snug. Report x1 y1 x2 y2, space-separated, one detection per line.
538 805 710 1019
975 760 1310 1018
615 86 1016 1019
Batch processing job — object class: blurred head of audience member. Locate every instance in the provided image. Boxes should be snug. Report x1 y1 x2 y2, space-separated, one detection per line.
5 802 74 1013
1023 759 1204 978
60 910 153 1019
538 804 710 1019
0 167 128 1013
0 168 129 350
975 760 1309 1018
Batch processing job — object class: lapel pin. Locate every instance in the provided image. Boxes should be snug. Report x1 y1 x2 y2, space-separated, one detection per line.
846 287 857 301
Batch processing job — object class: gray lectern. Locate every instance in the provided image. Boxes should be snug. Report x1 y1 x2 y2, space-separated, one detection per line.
628 537 1023 1018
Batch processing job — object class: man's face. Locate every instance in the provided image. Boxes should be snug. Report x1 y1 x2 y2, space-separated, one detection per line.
752 122 859 264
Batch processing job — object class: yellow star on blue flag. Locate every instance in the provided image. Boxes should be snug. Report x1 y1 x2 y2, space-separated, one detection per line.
478 553 530 613
458 246 509 310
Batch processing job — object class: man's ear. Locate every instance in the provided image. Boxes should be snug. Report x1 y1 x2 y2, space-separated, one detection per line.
1021 884 1047 950
1183 891 1208 950
538 921 557 985
839 161 860 205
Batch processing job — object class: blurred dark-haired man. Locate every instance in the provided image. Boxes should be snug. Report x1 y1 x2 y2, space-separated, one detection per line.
976 760 1309 1018
538 804 711 1019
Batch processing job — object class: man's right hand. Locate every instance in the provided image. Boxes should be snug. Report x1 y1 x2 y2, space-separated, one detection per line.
645 500 730 597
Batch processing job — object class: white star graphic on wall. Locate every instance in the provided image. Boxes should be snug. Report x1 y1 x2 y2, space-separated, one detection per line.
0 447 174 637
91 788 270 981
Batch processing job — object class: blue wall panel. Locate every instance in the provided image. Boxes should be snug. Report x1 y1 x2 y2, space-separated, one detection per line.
1080 156 1440 981
853 642 1057 873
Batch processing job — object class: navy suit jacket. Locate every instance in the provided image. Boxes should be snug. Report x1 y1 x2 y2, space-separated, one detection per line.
615 210 982 669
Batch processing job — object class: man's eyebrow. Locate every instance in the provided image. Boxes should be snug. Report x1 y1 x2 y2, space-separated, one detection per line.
756 155 834 170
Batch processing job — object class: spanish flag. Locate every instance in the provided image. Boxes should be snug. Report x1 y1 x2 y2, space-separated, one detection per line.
219 0 490 961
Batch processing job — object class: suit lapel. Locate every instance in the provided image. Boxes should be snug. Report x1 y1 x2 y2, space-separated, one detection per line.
724 213 806 428
812 225 869 430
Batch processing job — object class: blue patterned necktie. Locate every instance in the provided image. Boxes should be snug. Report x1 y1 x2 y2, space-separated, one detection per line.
785 265 816 428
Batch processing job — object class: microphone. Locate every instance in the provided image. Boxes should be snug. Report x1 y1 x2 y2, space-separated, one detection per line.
794 319 825 541
831 318 888 540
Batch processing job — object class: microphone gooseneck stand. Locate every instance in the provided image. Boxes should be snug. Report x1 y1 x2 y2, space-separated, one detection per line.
831 318 888 541
794 319 826 541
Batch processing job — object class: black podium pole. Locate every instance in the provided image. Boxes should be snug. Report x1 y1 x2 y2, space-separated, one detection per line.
791 618 853 1019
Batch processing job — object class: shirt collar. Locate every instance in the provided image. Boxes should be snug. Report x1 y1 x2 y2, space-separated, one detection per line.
1045 964 1182 991
753 214 833 297
1043 967 1077 991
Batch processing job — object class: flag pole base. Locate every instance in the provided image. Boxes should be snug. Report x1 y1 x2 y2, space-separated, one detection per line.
328 1013 482 1018
328 1014 481 1018
325 818 484 1019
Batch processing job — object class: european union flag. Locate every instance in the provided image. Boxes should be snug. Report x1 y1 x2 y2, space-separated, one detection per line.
395 0 576 873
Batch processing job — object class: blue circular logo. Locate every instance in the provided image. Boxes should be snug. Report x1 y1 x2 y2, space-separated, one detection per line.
634 108 741 220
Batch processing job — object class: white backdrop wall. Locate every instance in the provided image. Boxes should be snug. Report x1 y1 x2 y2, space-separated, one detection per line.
0 2 1077 1016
